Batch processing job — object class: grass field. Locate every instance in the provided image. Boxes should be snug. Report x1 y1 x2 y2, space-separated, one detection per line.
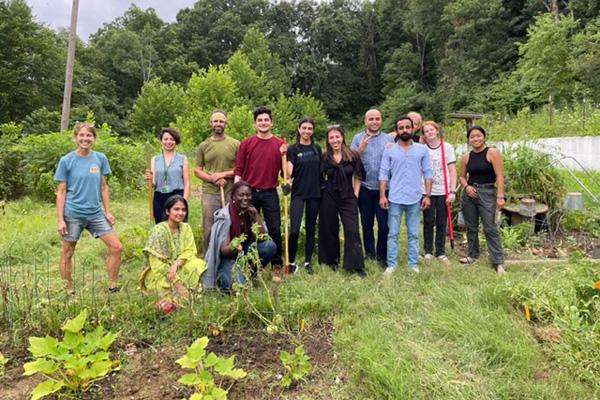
0 193 599 399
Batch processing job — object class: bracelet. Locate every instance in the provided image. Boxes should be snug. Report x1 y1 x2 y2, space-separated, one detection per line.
450 190 456 194
496 195 505 200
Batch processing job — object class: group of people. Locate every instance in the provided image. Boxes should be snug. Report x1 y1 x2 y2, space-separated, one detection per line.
54 106 506 302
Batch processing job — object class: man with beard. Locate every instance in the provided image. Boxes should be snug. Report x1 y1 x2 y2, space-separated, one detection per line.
379 115 432 274
351 108 393 267
234 106 286 282
195 110 240 254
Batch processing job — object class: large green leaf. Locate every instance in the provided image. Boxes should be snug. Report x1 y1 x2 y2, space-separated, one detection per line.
61 331 83 350
186 337 209 359
79 360 112 380
30 379 65 400
28 336 59 357
96 330 118 351
223 367 246 379
23 359 58 375
213 355 234 374
203 352 219 367
178 373 201 385
175 354 197 369
62 309 88 333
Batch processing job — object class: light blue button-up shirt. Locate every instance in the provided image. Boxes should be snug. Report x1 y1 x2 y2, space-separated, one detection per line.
379 142 433 205
351 131 393 190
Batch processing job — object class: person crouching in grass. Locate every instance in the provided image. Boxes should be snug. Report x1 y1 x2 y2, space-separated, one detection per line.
54 122 122 294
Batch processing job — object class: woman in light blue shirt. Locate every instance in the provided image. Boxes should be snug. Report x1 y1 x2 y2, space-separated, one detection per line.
145 128 190 224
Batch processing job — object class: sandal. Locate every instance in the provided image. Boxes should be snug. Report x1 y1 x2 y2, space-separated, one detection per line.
459 256 477 264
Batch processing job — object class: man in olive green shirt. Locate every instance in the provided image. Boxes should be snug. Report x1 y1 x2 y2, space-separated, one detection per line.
194 110 240 254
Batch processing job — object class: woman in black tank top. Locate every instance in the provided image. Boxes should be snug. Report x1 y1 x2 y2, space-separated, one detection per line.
458 126 506 274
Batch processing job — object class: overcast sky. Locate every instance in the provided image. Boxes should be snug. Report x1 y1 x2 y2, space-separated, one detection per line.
26 1 197 40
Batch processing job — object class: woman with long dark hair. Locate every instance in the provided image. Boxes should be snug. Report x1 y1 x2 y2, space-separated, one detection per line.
140 195 206 302
459 126 505 274
319 125 367 277
145 128 190 224
285 116 321 274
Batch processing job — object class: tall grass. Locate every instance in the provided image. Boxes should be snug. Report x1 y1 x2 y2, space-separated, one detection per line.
1 196 599 399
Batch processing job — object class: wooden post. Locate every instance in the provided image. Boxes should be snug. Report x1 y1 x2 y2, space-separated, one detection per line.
144 143 154 221
60 0 79 131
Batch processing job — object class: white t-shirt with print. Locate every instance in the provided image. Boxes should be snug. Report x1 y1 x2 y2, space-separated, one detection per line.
423 142 455 196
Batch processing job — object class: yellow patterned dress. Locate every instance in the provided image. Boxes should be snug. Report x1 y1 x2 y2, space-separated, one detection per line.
140 222 206 296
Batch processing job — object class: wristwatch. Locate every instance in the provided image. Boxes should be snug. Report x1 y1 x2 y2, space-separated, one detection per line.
424 193 431 198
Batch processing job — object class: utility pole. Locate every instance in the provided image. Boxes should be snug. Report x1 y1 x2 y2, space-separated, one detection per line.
60 0 80 131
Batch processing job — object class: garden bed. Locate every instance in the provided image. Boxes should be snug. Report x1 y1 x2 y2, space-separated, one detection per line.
0 320 336 400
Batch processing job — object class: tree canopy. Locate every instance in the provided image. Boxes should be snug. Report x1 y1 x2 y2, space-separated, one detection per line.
1 0 599 135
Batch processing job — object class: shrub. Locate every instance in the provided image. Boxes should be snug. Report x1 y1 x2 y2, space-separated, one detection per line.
503 145 565 209
0 132 26 199
15 126 145 201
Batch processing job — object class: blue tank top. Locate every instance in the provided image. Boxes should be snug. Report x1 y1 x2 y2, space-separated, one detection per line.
154 152 185 193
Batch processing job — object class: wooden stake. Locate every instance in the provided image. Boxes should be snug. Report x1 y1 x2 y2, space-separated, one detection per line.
144 143 154 221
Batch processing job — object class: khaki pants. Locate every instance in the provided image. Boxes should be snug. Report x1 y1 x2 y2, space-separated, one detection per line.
201 191 230 255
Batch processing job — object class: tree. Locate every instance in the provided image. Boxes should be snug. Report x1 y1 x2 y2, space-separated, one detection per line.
127 78 185 139
0 0 64 122
239 26 291 98
513 13 577 106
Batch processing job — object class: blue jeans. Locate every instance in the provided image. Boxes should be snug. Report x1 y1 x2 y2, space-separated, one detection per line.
387 201 421 269
217 239 277 290
358 187 388 264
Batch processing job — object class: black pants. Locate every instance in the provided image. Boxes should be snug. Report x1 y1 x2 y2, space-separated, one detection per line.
318 189 364 272
251 188 282 266
289 197 319 265
357 187 388 265
153 189 185 224
423 195 447 256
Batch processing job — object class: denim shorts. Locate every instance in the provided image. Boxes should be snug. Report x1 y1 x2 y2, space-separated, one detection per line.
63 214 113 242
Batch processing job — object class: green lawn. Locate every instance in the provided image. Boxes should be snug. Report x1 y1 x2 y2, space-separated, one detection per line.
0 196 598 399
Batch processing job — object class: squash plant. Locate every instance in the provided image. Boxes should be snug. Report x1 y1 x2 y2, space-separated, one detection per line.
177 336 246 400
23 309 120 400
279 345 312 388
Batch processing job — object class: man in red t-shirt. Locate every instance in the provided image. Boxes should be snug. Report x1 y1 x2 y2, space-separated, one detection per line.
234 106 287 281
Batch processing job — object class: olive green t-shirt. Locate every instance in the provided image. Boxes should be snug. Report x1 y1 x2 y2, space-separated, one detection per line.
196 135 240 195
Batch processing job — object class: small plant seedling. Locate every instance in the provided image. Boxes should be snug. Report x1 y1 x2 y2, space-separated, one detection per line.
23 309 120 400
279 345 312 388
176 337 246 400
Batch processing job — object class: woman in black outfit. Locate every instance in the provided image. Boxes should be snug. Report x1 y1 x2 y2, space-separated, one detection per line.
458 126 506 274
286 116 321 274
318 125 367 277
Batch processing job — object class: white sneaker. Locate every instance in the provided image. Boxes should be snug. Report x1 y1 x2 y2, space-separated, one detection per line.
496 264 506 275
409 266 420 273
383 267 395 276
437 255 450 264
424 253 434 261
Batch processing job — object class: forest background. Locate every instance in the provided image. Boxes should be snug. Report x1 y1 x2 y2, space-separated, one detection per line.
3 0 600 141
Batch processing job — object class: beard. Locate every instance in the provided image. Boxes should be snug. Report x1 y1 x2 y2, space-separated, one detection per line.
212 127 224 135
395 132 412 142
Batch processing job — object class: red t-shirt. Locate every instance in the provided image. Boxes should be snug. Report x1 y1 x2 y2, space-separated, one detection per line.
234 134 284 189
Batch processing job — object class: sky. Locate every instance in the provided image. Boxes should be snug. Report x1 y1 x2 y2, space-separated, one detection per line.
25 1 198 40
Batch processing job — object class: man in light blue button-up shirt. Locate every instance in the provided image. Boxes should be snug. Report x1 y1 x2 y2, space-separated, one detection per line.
379 115 433 273
351 109 393 267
